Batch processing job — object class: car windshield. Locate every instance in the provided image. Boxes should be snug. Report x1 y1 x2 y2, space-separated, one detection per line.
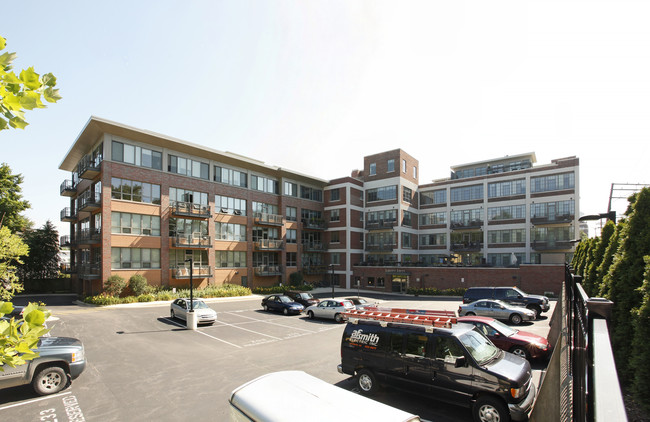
279 296 292 303
342 300 354 307
191 300 209 309
489 319 518 336
459 330 500 365
298 293 313 299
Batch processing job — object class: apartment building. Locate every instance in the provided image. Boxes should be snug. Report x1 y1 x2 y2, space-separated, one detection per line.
59 118 578 296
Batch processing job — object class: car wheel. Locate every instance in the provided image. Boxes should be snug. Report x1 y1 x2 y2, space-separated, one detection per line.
509 313 523 325
334 313 344 323
170 309 176 319
466 312 476 316
527 305 541 319
473 396 510 422
32 366 68 396
283 308 289 316
308 310 315 319
510 346 530 360
263 305 269 312
357 369 380 395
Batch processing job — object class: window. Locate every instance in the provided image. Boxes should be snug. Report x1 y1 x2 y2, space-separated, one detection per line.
169 250 209 269
387 159 395 173
111 178 161 204
331 253 340 265
531 172 575 193
111 141 162 170
252 202 278 215
406 334 428 357
111 248 160 269
488 205 526 221
286 229 297 244
168 155 209 180
367 186 397 202
487 179 526 198
251 175 279 194
330 209 340 222
330 189 340 201
286 252 297 267
530 200 575 220
413 166 417 179
169 188 208 207
300 186 323 202
402 232 413 248
420 189 447 205
286 206 297 221
369 163 376 176
419 233 446 246
169 218 208 237
450 208 483 227
488 229 526 245
111 212 160 236
215 195 247 215
214 166 247 187
450 185 483 202
402 211 413 227
215 222 247 241
402 159 407 173
252 227 280 242
419 212 447 226
330 231 340 243
366 210 397 224
284 181 298 197
403 187 413 203
216 251 247 267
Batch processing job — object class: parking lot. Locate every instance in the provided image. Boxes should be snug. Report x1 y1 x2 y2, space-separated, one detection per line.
1 293 555 422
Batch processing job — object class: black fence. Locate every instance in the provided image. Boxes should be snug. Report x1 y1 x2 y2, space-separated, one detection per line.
530 265 627 421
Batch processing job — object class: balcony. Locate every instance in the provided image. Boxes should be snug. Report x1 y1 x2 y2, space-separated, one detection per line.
172 233 211 248
60 207 77 222
78 190 101 212
530 214 575 225
532 240 575 251
170 202 211 219
78 263 101 279
77 154 102 180
60 235 70 247
302 265 327 275
450 220 483 230
77 228 101 246
60 180 77 197
172 265 213 279
301 218 326 230
254 212 284 226
254 239 284 250
61 263 76 274
365 243 396 252
451 241 483 252
365 220 398 230
302 241 326 252
254 265 282 276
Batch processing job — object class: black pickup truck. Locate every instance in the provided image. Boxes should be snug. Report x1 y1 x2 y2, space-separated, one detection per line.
462 286 550 319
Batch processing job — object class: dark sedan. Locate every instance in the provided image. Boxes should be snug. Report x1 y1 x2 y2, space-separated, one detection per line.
458 315 551 360
284 291 320 308
261 295 304 315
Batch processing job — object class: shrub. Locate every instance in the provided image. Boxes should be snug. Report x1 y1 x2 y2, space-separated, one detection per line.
137 294 155 302
128 274 148 296
104 275 126 297
155 291 175 301
406 287 467 297
252 284 313 295
84 294 123 305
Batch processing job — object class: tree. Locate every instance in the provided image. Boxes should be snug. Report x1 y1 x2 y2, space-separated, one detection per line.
0 35 61 132
584 220 615 296
0 301 50 371
0 163 30 233
0 226 28 300
19 220 60 281
630 257 650 413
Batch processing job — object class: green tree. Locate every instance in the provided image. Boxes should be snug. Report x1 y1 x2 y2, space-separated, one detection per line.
585 220 615 296
598 220 625 298
0 163 30 233
0 36 61 131
19 220 60 281
0 301 50 371
630 256 650 413
0 226 28 300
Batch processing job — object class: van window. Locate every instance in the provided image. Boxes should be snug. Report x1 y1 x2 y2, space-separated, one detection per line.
405 334 428 357
459 330 500 365
389 333 404 354
434 337 464 361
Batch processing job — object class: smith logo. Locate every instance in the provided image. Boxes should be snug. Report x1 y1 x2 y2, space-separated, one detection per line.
350 329 379 346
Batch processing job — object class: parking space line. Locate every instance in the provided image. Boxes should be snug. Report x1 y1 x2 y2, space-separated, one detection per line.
213 319 282 340
163 317 242 348
221 312 317 333
0 391 71 411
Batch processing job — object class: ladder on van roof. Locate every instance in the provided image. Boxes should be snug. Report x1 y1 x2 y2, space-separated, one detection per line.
344 308 457 328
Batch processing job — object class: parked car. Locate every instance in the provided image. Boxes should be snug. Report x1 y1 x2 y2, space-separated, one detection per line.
458 299 536 325
261 295 304 315
462 287 550 319
0 336 86 395
284 290 320 308
345 297 376 310
458 315 551 360
305 299 355 323
338 315 535 422
170 298 217 324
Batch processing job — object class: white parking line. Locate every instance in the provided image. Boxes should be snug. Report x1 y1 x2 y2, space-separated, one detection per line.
222 312 317 332
0 391 71 411
213 319 282 340
164 317 242 348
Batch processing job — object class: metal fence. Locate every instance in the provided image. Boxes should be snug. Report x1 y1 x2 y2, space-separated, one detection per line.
530 265 627 422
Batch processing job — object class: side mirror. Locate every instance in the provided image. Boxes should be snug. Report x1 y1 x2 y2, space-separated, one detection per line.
454 356 467 368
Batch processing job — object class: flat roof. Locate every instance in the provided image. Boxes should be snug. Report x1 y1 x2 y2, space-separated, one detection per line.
450 152 537 171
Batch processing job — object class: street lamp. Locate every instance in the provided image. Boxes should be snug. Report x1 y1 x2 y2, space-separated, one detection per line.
579 211 616 222
329 264 335 298
185 257 197 330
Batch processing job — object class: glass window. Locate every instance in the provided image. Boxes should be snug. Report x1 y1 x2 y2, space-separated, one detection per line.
387 159 395 173
111 178 160 204
369 163 376 176
330 209 340 222
330 189 340 201
286 206 297 221
112 141 123 162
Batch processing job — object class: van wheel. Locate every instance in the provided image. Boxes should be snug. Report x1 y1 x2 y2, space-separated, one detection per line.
473 396 510 422
334 313 344 323
357 369 379 395
527 305 541 319
466 312 476 316
33 366 68 395
509 313 522 325
510 346 529 360
308 310 315 319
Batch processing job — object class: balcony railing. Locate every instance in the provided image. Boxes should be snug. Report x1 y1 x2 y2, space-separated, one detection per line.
365 243 396 252
78 190 101 212
450 241 483 252
254 265 282 276
170 202 211 219
301 218 326 230
530 214 575 225
302 241 326 251
60 235 70 247
77 228 101 245
77 154 102 180
78 263 101 278
450 220 483 230
60 207 77 222
302 265 327 274
532 240 575 251
172 233 211 248
172 265 213 279
60 180 77 197
254 239 284 250
365 220 398 230
254 212 284 226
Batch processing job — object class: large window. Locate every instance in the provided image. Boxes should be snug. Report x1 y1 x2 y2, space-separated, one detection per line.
420 212 446 226
169 188 208 207
403 187 413 203
387 159 395 173
286 229 297 244
111 178 161 204
488 229 525 244
330 188 340 201
169 219 208 237
330 209 340 222
170 250 209 268
367 186 397 202
450 185 483 202
215 222 247 241
286 252 297 267
168 155 209 180
251 175 279 194
111 212 160 236
419 233 446 246
531 172 575 193
488 205 526 221
215 195 247 216
366 210 397 224
402 211 413 227
402 233 413 248
111 248 160 269
216 251 247 267
301 186 323 202
531 200 575 220
488 179 526 198
111 140 162 170
286 206 297 221
284 181 298 197
214 166 247 187
252 202 279 215
369 163 376 176
450 208 483 227
420 189 446 205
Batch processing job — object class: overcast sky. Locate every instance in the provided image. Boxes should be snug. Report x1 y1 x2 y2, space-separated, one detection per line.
2 1 649 236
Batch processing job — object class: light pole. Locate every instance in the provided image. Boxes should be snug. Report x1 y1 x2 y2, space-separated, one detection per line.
185 257 197 330
579 211 616 237
329 264 335 298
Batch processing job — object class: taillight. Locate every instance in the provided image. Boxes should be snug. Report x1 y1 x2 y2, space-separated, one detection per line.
458 306 462 313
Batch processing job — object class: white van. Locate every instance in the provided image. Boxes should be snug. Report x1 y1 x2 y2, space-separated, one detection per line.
229 370 420 422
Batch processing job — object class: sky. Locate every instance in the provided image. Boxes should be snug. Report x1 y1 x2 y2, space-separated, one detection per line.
2 1 649 237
